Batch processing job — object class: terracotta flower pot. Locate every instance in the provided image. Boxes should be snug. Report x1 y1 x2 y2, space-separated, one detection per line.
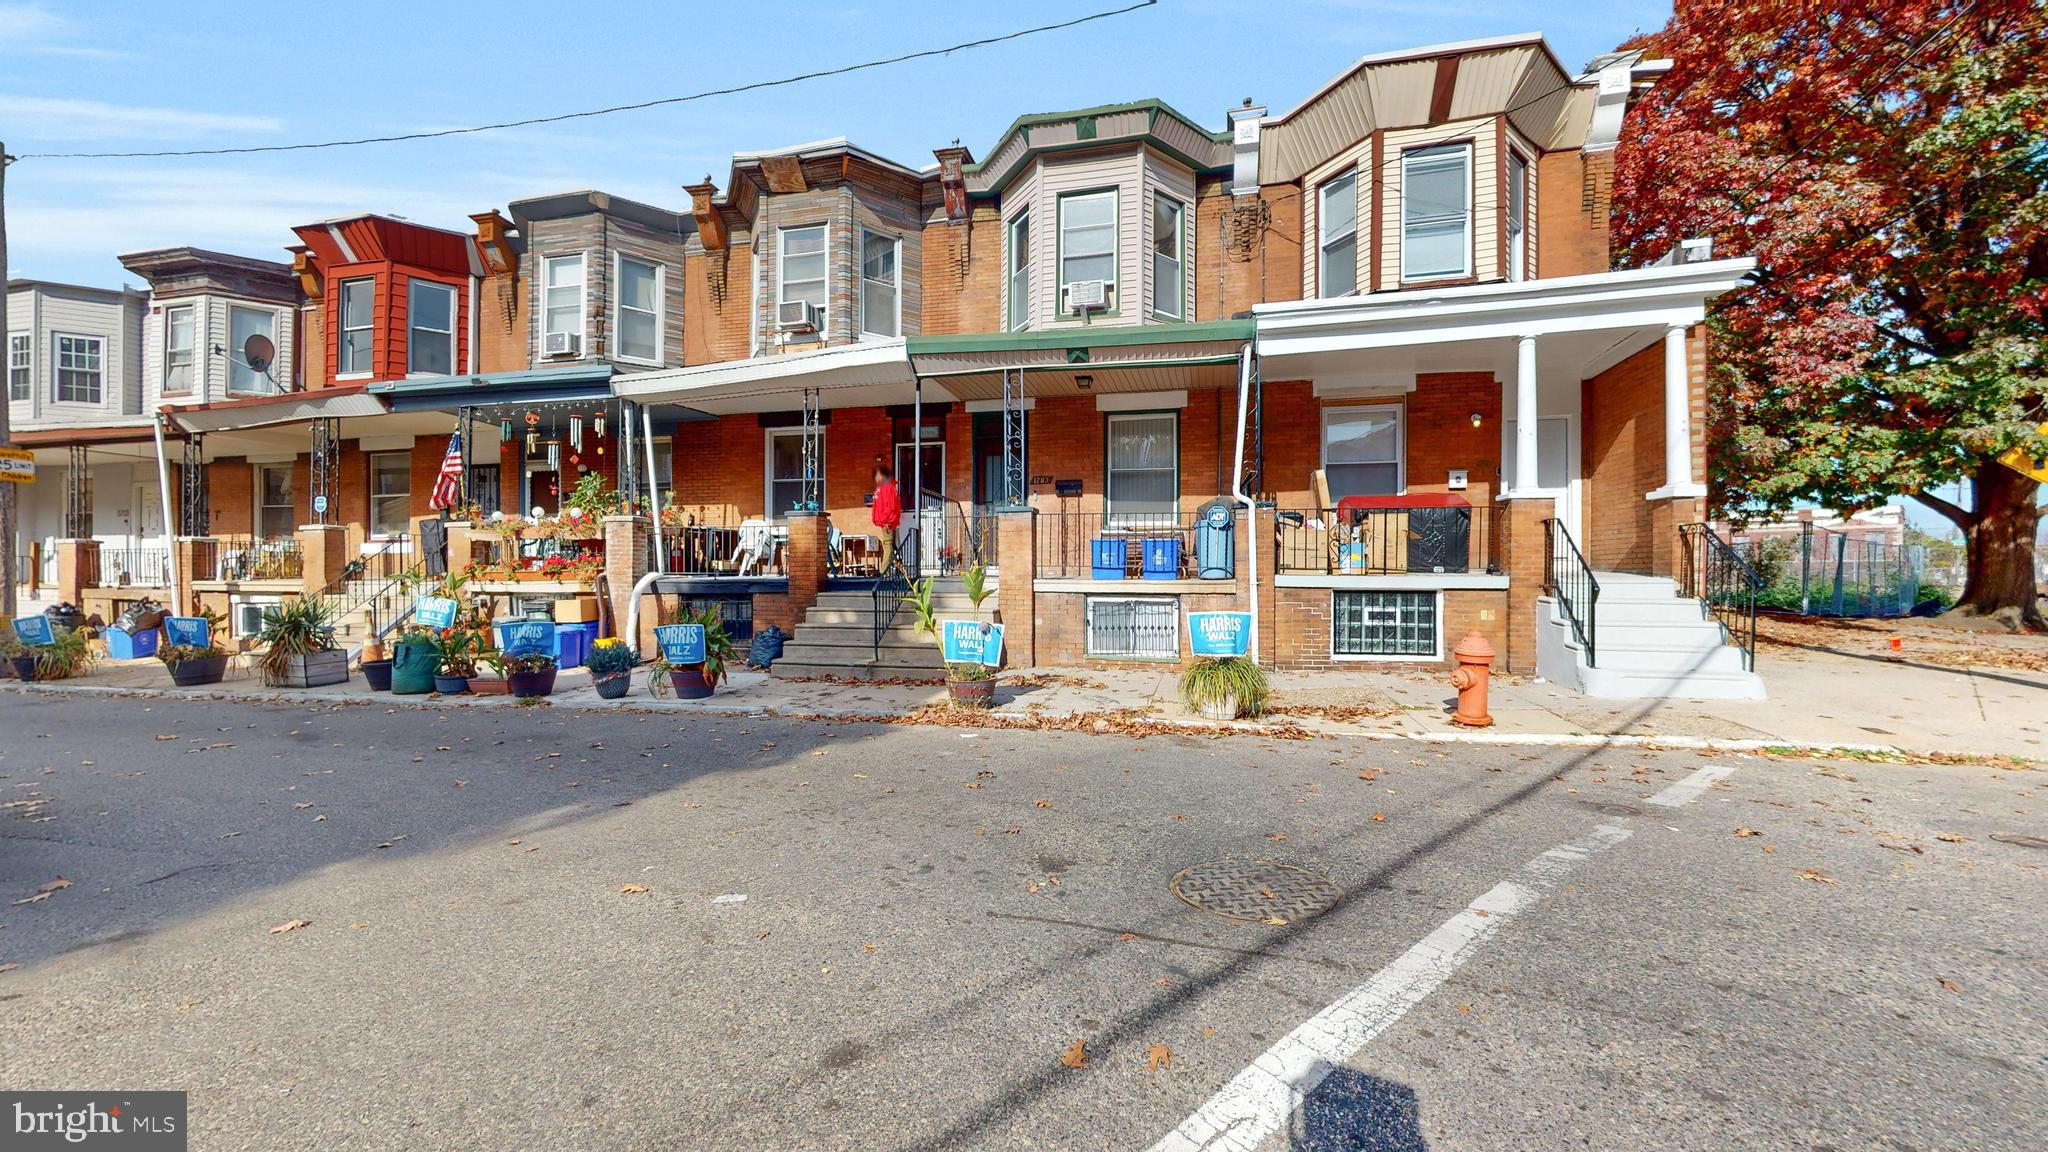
468 676 509 696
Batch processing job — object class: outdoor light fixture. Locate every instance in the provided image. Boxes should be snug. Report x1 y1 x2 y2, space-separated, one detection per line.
1074 374 1093 391
1470 412 1483 428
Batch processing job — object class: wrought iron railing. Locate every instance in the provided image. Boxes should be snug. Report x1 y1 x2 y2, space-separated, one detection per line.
1542 518 1599 667
870 568 914 663
1273 505 1500 575
1034 511 1209 580
318 534 426 652
217 537 304 582
94 546 173 588
652 510 786 578
1680 523 1762 671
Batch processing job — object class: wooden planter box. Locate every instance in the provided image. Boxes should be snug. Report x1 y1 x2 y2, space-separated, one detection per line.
267 650 349 689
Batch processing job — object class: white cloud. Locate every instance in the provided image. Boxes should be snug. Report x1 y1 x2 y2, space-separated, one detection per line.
0 2 135 60
0 96 284 142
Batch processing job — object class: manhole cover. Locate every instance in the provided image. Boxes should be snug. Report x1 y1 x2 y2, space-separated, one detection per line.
1580 801 1642 817
1170 859 1342 925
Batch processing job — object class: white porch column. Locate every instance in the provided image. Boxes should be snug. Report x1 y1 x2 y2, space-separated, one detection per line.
1512 334 1538 494
1648 322 1706 499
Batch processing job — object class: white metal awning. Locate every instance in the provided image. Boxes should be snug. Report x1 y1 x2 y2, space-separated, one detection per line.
164 388 390 434
611 338 927 414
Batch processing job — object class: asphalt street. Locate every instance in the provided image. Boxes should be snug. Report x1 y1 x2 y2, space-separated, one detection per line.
1 693 2042 1150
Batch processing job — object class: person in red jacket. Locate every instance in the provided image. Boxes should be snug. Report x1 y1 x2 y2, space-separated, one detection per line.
870 460 902 576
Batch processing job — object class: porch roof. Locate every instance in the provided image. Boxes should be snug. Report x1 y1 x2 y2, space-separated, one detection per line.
162 385 389 434
369 363 615 413
611 338 917 414
906 320 1253 400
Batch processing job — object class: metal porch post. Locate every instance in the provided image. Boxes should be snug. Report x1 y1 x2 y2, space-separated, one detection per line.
911 377 923 577
1001 366 1026 507
64 445 89 538
799 387 821 513
310 417 339 527
181 432 208 536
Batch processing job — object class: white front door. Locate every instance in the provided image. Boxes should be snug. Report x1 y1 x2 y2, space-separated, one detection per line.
131 482 164 545
1505 414 1582 542
895 441 945 572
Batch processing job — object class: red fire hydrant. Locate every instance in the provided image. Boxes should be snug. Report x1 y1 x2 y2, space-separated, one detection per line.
1449 630 1495 728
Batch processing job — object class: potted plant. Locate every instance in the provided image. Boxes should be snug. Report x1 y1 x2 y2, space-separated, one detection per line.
29 627 96 681
586 637 637 700
433 626 479 695
1 628 34 681
256 598 348 688
470 651 510 695
158 608 230 687
660 604 734 699
505 651 558 698
390 624 440 695
1178 656 1270 722
909 575 999 709
359 633 394 691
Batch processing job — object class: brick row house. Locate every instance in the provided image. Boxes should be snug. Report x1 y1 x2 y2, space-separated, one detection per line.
21 32 1763 697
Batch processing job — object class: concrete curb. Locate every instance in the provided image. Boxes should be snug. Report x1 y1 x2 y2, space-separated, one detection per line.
1 680 1916 757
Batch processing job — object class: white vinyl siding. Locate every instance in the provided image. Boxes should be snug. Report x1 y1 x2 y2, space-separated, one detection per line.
54 334 103 404
163 304 196 394
1507 151 1529 282
1105 411 1177 521
406 280 455 377
1322 405 1404 500
1318 170 1360 297
1057 189 1118 316
1401 144 1473 281
227 305 277 393
1151 194 1184 319
860 230 900 338
542 254 586 348
1006 211 1032 330
8 333 29 401
615 255 661 363
339 278 375 376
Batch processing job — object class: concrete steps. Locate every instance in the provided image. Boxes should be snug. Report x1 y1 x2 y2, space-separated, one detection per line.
1535 571 1766 700
772 581 995 682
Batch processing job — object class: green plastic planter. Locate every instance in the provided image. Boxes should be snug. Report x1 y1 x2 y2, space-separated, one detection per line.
391 639 438 695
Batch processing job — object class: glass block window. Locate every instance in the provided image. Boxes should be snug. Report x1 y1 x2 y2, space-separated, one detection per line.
1332 590 1439 658
1085 596 1178 660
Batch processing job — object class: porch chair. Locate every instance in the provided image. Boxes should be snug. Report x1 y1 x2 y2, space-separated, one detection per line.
734 520 776 577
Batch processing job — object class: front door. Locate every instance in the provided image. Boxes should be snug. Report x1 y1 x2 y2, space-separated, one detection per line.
895 441 945 573
523 462 561 517
131 482 164 544
1507 414 1582 542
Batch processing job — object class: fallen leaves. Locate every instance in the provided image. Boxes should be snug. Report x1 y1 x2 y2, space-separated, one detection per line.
1034 799 1054 809
619 884 651 895
1115 932 1139 943
1735 827 1762 837
1059 1039 1090 1069
1938 977 1962 993
1795 868 1838 885
1936 834 1969 844
1264 833 1290 842
268 918 311 935
11 877 69 905
1146 1043 1174 1071
1371 811 1387 823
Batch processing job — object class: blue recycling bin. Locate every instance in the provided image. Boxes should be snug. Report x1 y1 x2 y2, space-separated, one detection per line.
1141 537 1181 580
1090 538 1126 580
1194 499 1236 579
557 622 599 669
106 627 159 660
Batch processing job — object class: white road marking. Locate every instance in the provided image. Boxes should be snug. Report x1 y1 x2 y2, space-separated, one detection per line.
1645 762 1739 808
1151 761 1738 1152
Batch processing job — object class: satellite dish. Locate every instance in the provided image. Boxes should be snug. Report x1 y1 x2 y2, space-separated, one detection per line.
242 333 276 375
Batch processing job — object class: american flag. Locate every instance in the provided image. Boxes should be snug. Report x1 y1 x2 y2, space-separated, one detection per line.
429 429 464 510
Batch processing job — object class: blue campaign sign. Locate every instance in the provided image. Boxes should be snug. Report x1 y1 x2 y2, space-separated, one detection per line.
414 596 459 631
498 619 557 658
654 623 707 665
940 620 1005 668
163 616 211 649
11 614 54 646
1188 611 1250 658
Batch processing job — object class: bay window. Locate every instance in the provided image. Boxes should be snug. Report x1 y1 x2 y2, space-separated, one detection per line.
1507 150 1529 282
860 230 900 337
339 278 374 376
406 281 455 376
10 333 31 401
164 304 195 393
778 225 827 321
543 254 586 351
1058 190 1117 316
1401 144 1472 281
1152 194 1184 319
54 334 102 404
1318 170 1359 297
229 306 277 393
615 255 661 363
1006 210 1031 330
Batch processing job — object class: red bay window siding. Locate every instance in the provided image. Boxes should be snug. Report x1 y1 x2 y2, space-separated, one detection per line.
291 216 480 386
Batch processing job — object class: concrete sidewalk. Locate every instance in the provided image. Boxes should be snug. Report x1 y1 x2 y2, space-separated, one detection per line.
9 633 2042 758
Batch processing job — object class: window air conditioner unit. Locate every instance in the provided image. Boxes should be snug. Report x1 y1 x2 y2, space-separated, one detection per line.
1065 279 1109 312
544 331 581 357
777 301 823 334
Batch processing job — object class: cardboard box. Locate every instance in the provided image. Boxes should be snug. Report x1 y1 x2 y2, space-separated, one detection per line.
553 595 602 624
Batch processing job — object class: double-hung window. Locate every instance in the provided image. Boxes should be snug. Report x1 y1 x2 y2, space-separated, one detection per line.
257 463 295 539
650 438 674 509
543 254 585 352
407 281 455 376
339 278 375 376
1401 144 1472 281
1507 151 1529 282
778 225 827 329
368 452 410 537
54 335 102 404
163 305 196 394
8 333 31 401
765 427 823 519
1105 411 1177 522
1152 194 1184 319
1058 190 1117 316
228 306 277 393
615 255 661 363
1006 210 1031 330
860 230 899 338
1322 405 1403 500
1318 170 1359 297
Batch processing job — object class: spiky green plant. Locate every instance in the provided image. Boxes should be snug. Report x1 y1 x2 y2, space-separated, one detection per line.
1178 656 1269 719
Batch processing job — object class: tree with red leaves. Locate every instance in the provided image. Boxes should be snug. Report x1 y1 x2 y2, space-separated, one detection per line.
1612 0 2048 630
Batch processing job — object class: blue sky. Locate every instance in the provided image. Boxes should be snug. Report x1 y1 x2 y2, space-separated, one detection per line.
0 0 1670 288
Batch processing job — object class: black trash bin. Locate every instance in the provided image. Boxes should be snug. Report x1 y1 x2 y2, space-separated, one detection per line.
43 603 85 636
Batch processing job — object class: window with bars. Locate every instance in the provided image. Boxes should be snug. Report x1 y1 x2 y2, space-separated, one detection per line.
1332 590 1440 659
1084 596 1179 660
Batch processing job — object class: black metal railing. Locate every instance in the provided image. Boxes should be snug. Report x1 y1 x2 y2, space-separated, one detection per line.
217 537 305 582
653 511 785 578
871 567 914 662
1680 523 1762 671
1034 511 1210 580
1273 505 1500 575
1542 518 1599 667
319 534 425 646
94 546 173 588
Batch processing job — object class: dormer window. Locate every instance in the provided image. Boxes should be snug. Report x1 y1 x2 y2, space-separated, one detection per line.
339 278 375 376
1058 190 1117 317
1152 194 1184 320
1006 210 1031 330
1318 170 1358 298
1401 144 1471 281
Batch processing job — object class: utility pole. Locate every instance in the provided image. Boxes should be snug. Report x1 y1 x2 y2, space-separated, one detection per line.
1 141 16 620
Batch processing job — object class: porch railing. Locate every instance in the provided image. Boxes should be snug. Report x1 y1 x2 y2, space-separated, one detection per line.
1272 505 1501 576
1034 511 1211 581
94 546 172 588
1680 523 1762 671
216 536 305 582
654 511 786 579
1542 518 1599 667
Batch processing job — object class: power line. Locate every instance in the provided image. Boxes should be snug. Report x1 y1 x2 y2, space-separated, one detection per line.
12 1 1159 161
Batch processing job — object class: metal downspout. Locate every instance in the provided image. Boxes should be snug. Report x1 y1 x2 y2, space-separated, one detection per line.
1230 343 1259 663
